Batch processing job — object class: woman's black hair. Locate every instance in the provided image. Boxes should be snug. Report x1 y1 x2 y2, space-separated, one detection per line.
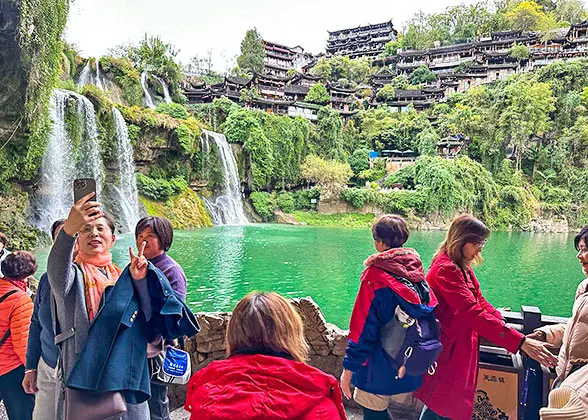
135 217 174 252
574 226 588 251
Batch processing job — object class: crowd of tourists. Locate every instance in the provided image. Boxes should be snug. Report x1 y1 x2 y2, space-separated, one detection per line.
0 192 586 420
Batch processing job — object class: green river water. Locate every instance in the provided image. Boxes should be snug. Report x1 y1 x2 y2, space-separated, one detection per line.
36 225 583 328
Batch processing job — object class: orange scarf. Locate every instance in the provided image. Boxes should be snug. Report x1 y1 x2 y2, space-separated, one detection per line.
75 251 122 322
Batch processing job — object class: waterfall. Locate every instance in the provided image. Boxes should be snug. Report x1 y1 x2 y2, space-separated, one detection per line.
140 71 156 109
95 57 104 90
112 108 140 232
200 130 248 225
153 75 172 103
78 61 92 89
33 90 77 232
72 92 103 194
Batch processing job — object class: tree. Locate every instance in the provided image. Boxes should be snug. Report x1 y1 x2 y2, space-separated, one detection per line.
382 39 403 57
509 42 530 61
239 87 260 105
236 28 265 75
498 77 556 171
112 35 182 84
305 83 330 105
504 1 562 32
410 65 436 85
554 0 588 23
349 148 371 174
376 85 396 102
301 155 353 200
316 106 345 160
310 56 371 84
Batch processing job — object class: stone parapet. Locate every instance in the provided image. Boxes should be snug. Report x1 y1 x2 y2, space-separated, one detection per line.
168 296 421 418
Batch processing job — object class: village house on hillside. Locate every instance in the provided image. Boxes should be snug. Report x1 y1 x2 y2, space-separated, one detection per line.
182 21 588 119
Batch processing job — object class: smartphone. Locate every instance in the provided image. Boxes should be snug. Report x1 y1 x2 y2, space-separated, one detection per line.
73 178 97 203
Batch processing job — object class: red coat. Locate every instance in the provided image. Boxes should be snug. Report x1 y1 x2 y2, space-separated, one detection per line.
414 252 524 420
185 353 347 420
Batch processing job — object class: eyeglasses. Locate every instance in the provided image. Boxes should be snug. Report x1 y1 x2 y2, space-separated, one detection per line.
474 239 488 250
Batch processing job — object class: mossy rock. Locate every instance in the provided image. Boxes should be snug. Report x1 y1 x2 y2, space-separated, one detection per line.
139 188 213 229
0 191 48 251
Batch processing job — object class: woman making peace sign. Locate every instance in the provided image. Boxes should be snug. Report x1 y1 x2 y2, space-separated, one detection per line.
48 193 198 420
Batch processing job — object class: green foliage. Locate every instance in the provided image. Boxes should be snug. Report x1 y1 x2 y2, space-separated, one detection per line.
349 149 371 175
136 173 185 201
100 56 143 106
175 123 196 155
316 107 346 161
410 65 436 85
301 155 353 200
250 191 277 221
510 42 530 61
156 103 189 119
341 188 428 216
310 56 372 84
292 188 320 211
382 39 403 57
236 28 265 75
1 0 70 186
305 84 331 105
358 167 387 182
504 1 563 33
292 211 375 227
239 86 261 104
376 85 396 102
276 191 295 213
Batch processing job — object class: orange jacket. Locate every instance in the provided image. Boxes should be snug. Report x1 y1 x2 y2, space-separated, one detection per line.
0 279 33 376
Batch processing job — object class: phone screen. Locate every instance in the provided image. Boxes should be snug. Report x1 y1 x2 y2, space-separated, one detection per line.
73 178 97 203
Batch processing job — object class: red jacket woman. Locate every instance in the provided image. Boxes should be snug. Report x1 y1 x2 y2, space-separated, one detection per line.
185 292 347 420
414 215 557 420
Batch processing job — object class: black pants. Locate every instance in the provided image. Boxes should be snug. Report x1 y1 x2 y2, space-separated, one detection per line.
148 381 169 420
0 365 35 420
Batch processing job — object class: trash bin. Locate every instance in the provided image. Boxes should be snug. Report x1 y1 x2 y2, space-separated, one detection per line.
473 346 524 420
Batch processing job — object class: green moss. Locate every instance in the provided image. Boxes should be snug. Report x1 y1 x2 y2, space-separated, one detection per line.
138 188 213 228
100 56 143 106
0 191 48 250
291 211 375 228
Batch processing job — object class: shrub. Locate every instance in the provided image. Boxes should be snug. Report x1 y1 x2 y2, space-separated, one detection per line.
292 188 320 211
156 103 190 119
349 148 371 174
250 191 277 221
136 173 175 201
277 192 295 213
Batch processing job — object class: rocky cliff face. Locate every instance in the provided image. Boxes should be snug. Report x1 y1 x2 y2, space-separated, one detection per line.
0 0 27 145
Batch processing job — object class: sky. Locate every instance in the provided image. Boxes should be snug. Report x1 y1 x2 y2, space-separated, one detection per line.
65 0 585 72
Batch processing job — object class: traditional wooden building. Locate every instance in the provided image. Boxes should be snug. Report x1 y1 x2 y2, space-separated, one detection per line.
263 40 296 78
326 20 398 59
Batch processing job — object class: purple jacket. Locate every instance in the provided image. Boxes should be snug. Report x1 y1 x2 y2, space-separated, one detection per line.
149 253 187 301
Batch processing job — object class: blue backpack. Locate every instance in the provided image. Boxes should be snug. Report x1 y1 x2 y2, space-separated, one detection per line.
380 275 442 378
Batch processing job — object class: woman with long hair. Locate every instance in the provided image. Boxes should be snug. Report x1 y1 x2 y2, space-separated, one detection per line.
414 214 557 420
185 292 347 420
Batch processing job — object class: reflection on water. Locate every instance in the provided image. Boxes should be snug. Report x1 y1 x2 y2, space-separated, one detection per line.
34 225 583 328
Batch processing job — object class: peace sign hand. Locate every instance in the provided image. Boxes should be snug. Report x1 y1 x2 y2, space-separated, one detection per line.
129 241 148 280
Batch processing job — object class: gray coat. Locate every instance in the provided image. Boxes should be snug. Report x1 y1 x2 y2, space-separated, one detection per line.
47 229 150 420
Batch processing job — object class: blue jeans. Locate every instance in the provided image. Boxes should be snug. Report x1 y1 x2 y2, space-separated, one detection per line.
419 406 451 420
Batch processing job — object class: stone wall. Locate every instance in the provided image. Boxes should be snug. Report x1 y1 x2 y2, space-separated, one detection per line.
168 297 421 419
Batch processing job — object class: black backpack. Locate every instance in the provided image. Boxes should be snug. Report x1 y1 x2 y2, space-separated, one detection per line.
0 290 19 347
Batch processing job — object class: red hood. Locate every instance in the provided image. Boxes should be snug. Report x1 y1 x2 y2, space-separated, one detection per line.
364 248 425 283
185 354 347 420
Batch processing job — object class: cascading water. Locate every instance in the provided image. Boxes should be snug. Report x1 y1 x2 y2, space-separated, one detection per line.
72 92 103 194
200 130 248 225
140 71 156 109
112 108 140 232
33 90 77 232
78 61 92 89
95 57 104 90
153 75 172 103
